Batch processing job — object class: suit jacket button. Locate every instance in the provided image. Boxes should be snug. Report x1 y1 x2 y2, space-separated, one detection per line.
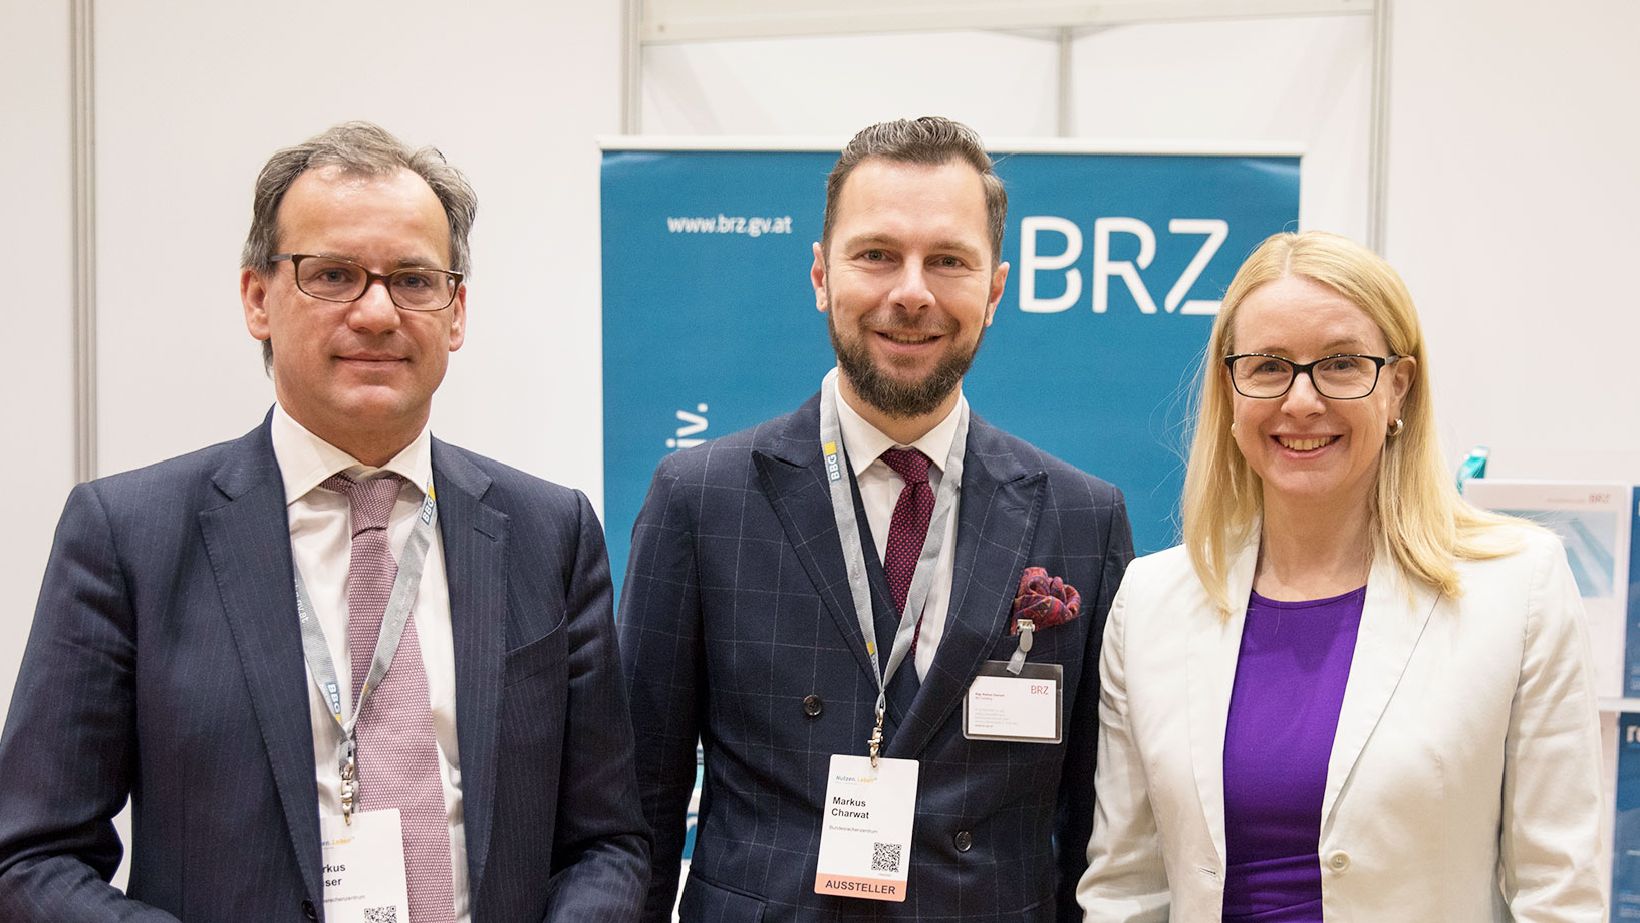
301 899 318 920
1326 850 1350 872
803 694 823 717
953 830 973 852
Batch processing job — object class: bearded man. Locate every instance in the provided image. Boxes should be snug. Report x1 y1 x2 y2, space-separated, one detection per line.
619 116 1133 923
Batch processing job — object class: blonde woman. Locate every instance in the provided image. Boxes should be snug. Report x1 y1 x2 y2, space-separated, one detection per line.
1078 231 1603 921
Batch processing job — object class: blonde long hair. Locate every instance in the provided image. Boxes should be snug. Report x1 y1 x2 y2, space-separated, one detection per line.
1180 231 1518 613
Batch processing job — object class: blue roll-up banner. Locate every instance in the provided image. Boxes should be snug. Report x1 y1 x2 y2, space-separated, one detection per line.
1617 714 1640 919
601 143 1300 596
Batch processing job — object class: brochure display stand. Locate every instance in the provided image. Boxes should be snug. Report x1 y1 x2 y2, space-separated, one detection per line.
1463 479 1640 917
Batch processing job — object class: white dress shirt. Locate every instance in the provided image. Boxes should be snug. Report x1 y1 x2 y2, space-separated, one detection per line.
271 404 470 922
832 374 966 681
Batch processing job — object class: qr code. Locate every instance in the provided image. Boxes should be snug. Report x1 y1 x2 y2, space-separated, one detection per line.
870 841 902 873
363 908 397 923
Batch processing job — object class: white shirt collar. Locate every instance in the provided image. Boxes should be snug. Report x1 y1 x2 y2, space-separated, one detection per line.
270 403 434 505
831 370 966 477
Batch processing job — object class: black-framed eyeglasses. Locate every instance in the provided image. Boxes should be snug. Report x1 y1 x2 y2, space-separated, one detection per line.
270 254 463 312
1223 353 1403 400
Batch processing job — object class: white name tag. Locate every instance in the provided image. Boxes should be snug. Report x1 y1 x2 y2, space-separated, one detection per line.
320 810 409 923
814 754 918 902
963 662 1064 743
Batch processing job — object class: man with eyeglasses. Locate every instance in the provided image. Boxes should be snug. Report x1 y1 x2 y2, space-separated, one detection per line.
0 122 649 922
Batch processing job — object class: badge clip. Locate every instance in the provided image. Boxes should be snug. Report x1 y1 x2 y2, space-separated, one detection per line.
868 706 885 768
1007 618 1035 675
340 753 358 825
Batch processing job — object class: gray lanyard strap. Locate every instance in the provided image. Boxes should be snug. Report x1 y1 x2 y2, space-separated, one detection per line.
818 369 967 765
293 479 439 821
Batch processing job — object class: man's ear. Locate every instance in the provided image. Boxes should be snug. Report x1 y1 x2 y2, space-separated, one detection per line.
242 267 272 343
985 261 1010 326
448 283 467 352
811 241 829 314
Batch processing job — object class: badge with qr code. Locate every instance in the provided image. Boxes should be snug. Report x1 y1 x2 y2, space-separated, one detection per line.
320 810 410 922
814 754 918 902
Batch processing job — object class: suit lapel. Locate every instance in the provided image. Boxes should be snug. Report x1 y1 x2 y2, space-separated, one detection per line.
1186 541 1257 870
1321 551 1438 828
431 439 507 901
754 396 883 692
887 418 1045 760
197 418 323 904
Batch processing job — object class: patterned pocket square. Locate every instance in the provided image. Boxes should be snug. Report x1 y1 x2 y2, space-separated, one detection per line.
1010 566 1081 633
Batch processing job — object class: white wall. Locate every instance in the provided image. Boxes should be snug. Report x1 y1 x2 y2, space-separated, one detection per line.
0 1 76 730
91 1 622 496
1070 15 1373 242
644 30 1063 136
643 17 1372 237
1384 0 1640 481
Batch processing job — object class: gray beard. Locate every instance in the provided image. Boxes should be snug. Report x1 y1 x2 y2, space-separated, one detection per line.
827 304 982 419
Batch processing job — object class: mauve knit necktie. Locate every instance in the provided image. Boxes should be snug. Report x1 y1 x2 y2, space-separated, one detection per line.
325 473 455 923
879 448 935 653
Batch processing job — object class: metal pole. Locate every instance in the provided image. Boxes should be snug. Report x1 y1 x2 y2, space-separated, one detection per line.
1057 26 1074 137
623 0 644 134
1366 0 1392 252
71 0 97 482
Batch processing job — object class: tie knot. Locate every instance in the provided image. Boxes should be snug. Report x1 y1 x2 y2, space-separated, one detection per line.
880 447 931 486
322 473 403 535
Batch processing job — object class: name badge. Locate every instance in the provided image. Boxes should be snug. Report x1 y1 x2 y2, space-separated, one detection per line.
963 662 1064 743
320 809 409 923
814 754 918 902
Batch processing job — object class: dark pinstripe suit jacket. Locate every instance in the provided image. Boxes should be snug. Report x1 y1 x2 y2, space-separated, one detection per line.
0 417 649 922
620 394 1133 923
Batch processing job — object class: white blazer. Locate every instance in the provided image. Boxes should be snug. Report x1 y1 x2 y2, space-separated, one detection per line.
1077 528 1605 922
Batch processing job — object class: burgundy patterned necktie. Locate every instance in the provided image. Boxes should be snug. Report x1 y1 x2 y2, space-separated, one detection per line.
879 449 935 652
325 473 455 923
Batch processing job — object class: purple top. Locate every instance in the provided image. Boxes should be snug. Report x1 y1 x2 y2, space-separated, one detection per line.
1221 586 1366 922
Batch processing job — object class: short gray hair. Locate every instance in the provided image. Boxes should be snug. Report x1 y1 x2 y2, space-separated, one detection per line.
243 122 478 369
821 116 1007 264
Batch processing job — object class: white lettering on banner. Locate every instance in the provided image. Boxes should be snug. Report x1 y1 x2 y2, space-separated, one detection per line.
1018 216 1083 313
1163 219 1228 315
1093 217 1158 314
1017 216 1229 315
1628 723 1640 745
664 214 794 237
666 403 711 450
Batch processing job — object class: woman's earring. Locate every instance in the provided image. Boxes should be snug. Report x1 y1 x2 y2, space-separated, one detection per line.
1387 418 1405 437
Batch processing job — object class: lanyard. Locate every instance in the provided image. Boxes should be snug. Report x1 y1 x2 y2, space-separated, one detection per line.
293 478 438 822
819 369 967 766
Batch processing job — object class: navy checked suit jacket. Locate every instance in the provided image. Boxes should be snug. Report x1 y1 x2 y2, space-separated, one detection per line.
620 394 1133 923
0 417 649 922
